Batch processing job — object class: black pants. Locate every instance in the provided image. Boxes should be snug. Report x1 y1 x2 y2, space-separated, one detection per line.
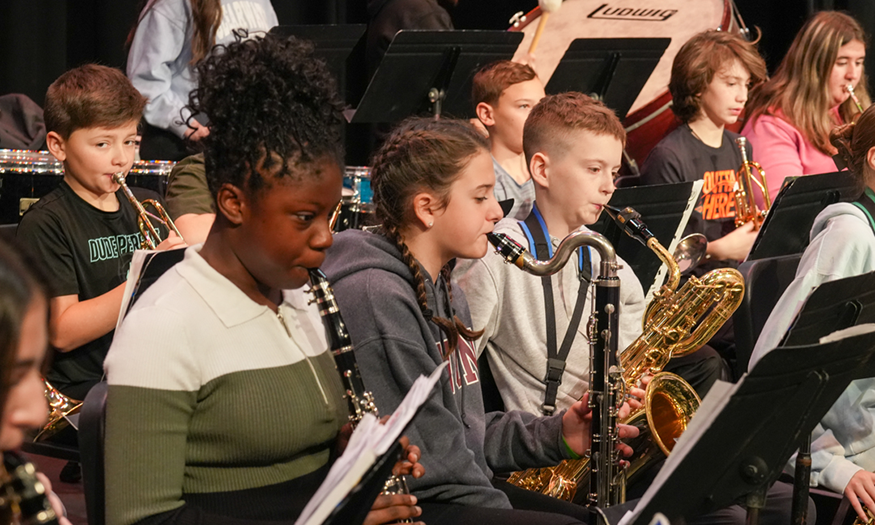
139 123 191 162
664 344 729 398
417 480 591 524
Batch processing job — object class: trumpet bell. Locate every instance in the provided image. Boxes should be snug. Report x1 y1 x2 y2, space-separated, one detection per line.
672 234 708 275
34 379 82 442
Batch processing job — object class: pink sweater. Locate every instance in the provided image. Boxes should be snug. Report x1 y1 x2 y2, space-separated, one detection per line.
741 112 840 208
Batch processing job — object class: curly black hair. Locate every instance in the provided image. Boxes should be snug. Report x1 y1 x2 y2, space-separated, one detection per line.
187 31 345 198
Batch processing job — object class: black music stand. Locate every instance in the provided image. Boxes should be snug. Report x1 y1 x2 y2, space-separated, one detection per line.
121 248 186 319
777 270 875 524
748 171 858 260
590 181 698 294
617 327 875 525
269 25 366 102
546 37 670 120
348 30 523 122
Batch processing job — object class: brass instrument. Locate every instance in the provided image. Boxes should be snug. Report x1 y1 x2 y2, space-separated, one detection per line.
1 452 60 524
734 136 770 230
308 269 409 498
847 83 865 113
33 379 81 442
493 205 745 506
112 172 184 249
488 228 626 518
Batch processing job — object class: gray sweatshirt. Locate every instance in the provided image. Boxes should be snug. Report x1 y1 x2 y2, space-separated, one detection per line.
456 217 646 415
322 229 573 508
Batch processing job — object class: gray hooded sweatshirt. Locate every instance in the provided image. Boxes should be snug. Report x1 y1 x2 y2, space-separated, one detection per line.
322 229 573 508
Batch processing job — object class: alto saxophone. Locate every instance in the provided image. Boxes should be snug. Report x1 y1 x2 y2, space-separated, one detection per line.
487 228 625 519
0 452 60 524
308 269 409 498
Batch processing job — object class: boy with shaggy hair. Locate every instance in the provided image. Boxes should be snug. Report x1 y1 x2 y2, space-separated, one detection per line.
472 60 545 219
642 29 768 272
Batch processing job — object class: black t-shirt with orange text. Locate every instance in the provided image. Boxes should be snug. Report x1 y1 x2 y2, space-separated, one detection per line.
641 125 745 274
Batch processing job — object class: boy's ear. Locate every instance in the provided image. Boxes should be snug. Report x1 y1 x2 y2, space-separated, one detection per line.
411 191 438 229
215 183 246 225
529 151 549 189
46 131 67 162
475 102 496 127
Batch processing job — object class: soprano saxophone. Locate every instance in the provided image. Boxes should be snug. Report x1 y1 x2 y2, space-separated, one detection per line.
487 229 624 522
308 269 409 497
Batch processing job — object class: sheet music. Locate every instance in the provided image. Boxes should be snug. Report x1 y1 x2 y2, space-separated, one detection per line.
296 361 448 525
617 377 742 525
644 179 703 303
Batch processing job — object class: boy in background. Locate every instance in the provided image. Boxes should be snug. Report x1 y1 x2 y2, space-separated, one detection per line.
472 60 545 220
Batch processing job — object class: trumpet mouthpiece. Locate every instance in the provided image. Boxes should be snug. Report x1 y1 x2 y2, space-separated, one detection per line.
112 172 126 184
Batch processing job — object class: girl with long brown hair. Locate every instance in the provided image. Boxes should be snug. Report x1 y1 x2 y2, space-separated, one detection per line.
322 117 638 525
126 0 277 161
742 11 869 204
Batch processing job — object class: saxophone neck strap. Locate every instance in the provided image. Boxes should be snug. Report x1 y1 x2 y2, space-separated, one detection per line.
852 187 875 234
520 204 591 416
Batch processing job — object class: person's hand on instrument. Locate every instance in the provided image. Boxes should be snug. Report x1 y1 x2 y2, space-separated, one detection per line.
844 469 875 521
562 393 638 458
36 472 73 525
707 221 757 262
155 230 186 251
364 494 423 525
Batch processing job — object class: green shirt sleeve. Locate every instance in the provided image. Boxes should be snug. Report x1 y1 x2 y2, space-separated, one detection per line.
165 154 214 220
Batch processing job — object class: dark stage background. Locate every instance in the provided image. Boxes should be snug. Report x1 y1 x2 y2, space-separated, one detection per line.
1 0 873 158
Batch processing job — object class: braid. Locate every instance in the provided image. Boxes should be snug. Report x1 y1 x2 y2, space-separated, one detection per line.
439 265 485 355
370 117 490 359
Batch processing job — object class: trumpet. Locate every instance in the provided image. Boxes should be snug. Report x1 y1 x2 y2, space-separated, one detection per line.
34 379 82 442
112 172 184 249
847 83 865 113
734 136 770 230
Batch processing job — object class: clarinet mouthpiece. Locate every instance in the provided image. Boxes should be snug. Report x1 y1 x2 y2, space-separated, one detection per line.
487 233 526 269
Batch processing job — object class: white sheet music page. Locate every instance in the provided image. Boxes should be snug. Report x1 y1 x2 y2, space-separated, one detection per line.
296 361 448 525
644 179 704 303
115 249 152 333
617 376 743 525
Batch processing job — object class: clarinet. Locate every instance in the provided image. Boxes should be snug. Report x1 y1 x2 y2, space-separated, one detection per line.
0 452 60 525
308 269 410 497
488 231 624 523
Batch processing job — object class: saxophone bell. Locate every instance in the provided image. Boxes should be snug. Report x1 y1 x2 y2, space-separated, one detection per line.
112 172 184 249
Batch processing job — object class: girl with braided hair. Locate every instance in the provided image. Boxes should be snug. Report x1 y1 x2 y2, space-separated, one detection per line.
751 103 875 522
322 117 638 525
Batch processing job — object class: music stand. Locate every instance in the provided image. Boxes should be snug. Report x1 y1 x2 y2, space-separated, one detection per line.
546 38 670 120
590 181 700 299
269 25 366 102
778 270 875 524
748 171 859 260
348 30 523 122
616 327 875 525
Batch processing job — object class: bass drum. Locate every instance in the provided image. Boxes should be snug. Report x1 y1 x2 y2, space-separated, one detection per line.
510 0 743 170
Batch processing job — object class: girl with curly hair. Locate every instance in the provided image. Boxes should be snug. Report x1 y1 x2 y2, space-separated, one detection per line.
751 103 875 523
742 11 870 204
126 0 277 161
104 34 423 525
321 116 638 525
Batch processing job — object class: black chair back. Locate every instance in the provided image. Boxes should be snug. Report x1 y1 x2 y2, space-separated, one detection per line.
732 253 802 377
80 381 107 525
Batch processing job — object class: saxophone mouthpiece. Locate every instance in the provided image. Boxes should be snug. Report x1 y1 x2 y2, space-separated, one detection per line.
487 233 526 269
604 205 655 246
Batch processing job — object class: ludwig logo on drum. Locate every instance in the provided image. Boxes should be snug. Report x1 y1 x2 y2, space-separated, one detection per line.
587 3 678 21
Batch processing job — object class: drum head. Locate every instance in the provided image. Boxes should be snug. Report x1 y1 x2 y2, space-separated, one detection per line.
512 0 731 115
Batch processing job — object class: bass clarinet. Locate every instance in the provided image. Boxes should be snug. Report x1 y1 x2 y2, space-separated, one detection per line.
308 269 409 496
487 230 623 523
